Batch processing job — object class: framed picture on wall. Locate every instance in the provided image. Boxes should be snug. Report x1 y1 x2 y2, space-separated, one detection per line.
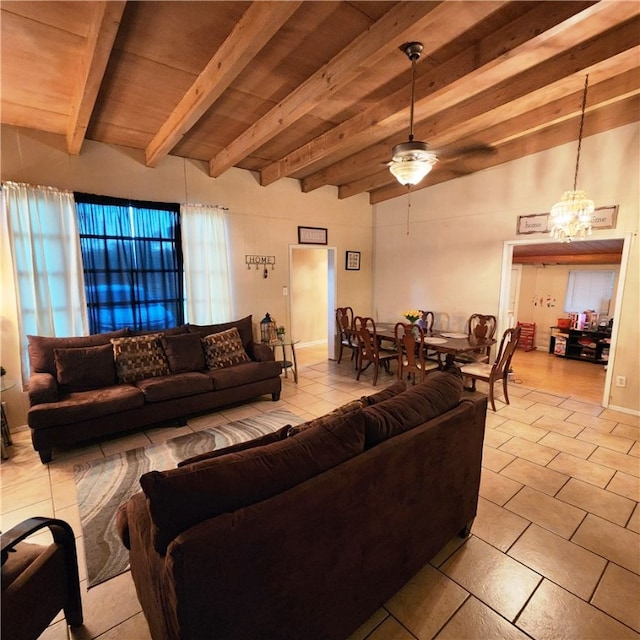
298 226 328 245
345 251 361 271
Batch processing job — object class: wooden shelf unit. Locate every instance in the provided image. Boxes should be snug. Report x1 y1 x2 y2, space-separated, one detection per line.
548 326 610 364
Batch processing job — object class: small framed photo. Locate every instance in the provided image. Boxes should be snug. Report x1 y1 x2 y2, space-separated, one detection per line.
298 226 328 245
345 250 361 271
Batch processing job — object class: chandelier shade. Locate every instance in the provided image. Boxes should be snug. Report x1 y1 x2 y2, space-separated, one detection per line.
549 75 594 242
389 42 438 187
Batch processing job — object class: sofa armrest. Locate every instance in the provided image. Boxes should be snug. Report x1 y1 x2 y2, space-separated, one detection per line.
252 342 275 362
28 373 59 405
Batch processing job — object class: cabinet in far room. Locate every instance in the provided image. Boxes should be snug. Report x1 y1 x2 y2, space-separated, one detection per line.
548 327 611 365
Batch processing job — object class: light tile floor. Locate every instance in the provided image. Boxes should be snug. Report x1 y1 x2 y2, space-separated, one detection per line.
1 350 638 639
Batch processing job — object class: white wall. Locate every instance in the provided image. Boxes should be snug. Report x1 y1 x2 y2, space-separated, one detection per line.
373 122 639 413
0 126 373 425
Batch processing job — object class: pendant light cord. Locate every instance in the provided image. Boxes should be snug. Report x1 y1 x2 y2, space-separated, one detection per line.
408 57 416 142
573 74 589 192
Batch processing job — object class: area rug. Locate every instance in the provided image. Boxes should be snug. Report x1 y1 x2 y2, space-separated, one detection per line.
74 408 304 588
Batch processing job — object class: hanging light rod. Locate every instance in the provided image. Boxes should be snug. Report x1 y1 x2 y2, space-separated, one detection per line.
389 42 438 187
549 74 595 242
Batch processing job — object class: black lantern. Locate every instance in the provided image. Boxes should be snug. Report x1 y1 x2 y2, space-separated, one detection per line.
260 313 277 344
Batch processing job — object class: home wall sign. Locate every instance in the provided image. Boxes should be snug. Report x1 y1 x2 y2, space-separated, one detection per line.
298 226 328 245
516 205 618 235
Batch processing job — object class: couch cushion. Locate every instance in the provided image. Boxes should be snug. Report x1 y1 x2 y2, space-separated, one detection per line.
361 380 407 406
28 329 129 376
140 411 366 553
28 385 144 429
136 372 213 403
177 424 292 467
54 344 116 392
111 334 170 383
362 372 463 448
161 333 205 373
188 315 254 357
205 360 282 390
286 398 366 436
202 328 251 369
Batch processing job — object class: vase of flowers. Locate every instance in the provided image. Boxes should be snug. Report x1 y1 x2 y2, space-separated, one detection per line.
276 326 286 340
403 310 420 324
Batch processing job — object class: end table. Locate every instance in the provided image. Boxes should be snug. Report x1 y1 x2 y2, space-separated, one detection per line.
271 340 299 383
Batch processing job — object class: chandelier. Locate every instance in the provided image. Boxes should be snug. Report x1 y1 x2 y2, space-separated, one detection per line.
389 42 438 186
549 75 595 242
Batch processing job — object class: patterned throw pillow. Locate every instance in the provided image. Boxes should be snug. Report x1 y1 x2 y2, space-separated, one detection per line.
111 334 170 383
202 328 251 369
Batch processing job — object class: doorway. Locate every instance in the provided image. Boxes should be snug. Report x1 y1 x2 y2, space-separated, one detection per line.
289 245 337 361
498 234 631 407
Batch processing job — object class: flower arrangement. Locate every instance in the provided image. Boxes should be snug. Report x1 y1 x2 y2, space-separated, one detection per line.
276 326 286 339
403 310 420 324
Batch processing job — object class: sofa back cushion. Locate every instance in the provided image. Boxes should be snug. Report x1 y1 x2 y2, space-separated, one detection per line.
362 372 463 448
361 380 407 406
202 328 250 369
140 411 366 553
28 329 129 377
160 333 205 373
111 334 170 383
188 315 254 357
54 344 117 392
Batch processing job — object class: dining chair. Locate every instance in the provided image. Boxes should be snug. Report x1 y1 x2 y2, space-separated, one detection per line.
394 322 439 385
460 325 521 411
354 316 396 386
455 313 498 364
416 310 434 333
335 307 358 365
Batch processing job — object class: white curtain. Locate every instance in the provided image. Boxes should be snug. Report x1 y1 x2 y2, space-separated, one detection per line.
180 203 232 323
2 182 87 379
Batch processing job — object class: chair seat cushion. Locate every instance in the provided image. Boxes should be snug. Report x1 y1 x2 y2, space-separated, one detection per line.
205 361 282 390
459 362 492 378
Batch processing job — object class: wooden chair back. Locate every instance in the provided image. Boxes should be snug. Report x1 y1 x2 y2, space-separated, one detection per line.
354 316 395 385
417 310 434 334
491 325 521 382
394 322 428 384
466 313 497 360
335 307 357 364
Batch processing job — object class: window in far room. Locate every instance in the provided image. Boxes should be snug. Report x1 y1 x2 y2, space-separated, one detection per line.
75 193 184 334
564 269 616 315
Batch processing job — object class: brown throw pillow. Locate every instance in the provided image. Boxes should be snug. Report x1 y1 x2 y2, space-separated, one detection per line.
140 411 366 553
286 398 365 436
53 344 116 392
361 380 407 406
111 334 170 383
177 425 292 467
202 328 250 369
161 333 205 373
362 372 462 448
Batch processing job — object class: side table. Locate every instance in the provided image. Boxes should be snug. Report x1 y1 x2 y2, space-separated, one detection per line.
270 340 299 384
1 378 16 460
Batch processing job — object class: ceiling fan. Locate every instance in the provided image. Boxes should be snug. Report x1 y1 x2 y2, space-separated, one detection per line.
387 42 495 187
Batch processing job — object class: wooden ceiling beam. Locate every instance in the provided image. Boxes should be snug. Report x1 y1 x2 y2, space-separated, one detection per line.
66 1 126 155
513 254 622 265
207 1 460 178
259 0 510 186
145 1 300 168
369 95 639 204
279 1 629 191
308 14 640 196
338 66 640 199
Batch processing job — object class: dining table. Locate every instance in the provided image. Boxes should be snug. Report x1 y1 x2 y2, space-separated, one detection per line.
375 323 497 371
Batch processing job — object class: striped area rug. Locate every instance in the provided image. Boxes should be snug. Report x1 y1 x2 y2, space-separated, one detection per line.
74 408 304 588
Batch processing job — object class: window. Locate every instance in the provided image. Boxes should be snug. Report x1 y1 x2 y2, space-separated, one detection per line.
564 270 615 314
75 193 184 333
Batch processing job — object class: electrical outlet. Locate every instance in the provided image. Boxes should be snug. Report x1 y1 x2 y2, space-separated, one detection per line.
282 286 288 296
615 376 627 388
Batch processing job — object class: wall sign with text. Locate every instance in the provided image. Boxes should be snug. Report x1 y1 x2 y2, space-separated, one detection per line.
298 226 328 245
516 205 618 235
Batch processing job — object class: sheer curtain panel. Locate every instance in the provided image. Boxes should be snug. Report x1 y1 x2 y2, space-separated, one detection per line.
180 204 232 323
2 182 87 379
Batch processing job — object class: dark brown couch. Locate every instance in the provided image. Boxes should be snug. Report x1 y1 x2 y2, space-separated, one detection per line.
117 373 487 640
26 315 282 463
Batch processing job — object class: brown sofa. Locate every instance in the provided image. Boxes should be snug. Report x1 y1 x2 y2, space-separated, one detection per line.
118 373 487 640
26 315 282 463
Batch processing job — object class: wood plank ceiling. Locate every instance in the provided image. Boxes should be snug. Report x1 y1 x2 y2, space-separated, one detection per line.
1 1 639 204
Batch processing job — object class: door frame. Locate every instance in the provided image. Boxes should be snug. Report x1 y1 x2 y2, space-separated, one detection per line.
288 244 337 360
497 232 632 408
